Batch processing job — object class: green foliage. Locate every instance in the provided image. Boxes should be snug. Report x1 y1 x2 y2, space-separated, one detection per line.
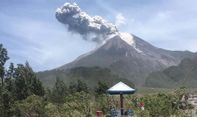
63 91 93 117
1 89 14 117
0 63 16 117
175 86 187 100
0 44 9 87
145 57 197 88
14 62 45 100
95 94 110 114
45 103 63 117
0 45 45 117
49 77 68 104
129 93 180 117
14 66 29 100
69 79 89 93
0 62 46 117
95 81 109 95
134 109 150 117
12 95 46 117
37 66 135 89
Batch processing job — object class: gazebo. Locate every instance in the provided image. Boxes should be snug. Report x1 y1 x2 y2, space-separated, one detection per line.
107 82 135 116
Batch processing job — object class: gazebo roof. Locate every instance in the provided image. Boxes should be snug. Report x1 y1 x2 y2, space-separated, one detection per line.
107 82 135 95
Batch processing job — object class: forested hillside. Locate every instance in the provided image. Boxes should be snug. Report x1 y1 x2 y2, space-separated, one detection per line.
145 57 197 88
37 66 134 88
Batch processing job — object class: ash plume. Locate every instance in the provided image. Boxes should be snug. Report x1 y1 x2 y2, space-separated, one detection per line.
56 2 118 43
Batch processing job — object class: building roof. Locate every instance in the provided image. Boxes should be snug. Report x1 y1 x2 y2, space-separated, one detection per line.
107 82 135 95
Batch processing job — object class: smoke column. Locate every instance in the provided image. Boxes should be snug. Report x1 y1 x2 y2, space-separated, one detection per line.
56 2 119 43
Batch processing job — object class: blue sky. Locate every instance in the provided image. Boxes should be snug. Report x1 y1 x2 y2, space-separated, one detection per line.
1 0 197 71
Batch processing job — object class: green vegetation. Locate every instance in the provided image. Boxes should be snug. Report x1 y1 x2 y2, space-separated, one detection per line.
1 43 196 117
0 44 45 117
145 58 197 88
37 66 135 89
0 44 9 87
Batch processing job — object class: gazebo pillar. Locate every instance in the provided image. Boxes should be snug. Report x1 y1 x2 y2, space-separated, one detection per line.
120 93 124 115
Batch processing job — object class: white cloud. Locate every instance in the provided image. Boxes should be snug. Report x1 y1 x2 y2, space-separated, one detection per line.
115 13 126 28
122 1 197 52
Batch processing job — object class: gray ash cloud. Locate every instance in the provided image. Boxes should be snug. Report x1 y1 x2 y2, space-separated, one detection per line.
56 3 118 43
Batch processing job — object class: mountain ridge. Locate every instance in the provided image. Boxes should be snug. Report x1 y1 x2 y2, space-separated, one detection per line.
145 57 197 88
38 33 197 87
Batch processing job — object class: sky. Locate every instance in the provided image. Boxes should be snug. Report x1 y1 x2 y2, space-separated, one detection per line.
0 0 197 71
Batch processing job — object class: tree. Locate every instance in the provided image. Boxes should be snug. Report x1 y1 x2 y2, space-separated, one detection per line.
1 90 13 117
6 63 14 79
0 44 9 87
95 81 109 95
0 86 2 117
0 45 46 117
12 95 46 117
1 63 15 117
14 62 45 100
0 44 10 117
50 77 68 104
1 63 16 117
24 62 45 96
69 79 89 93
14 64 30 100
138 93 179 117
63 91 93 116
77 79 89 93
4 63 15 96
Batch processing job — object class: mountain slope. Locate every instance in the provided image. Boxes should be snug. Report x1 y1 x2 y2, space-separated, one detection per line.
145 57 197 88
56 33 196 86
37 66 134 88
38 33 196 87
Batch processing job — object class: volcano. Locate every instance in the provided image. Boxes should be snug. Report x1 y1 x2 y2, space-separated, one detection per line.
46 32 195 86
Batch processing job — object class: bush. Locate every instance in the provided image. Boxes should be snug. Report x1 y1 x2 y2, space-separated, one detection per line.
63 91 94 117
95 94 110 114
12 95 46 117
127 93 180 117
